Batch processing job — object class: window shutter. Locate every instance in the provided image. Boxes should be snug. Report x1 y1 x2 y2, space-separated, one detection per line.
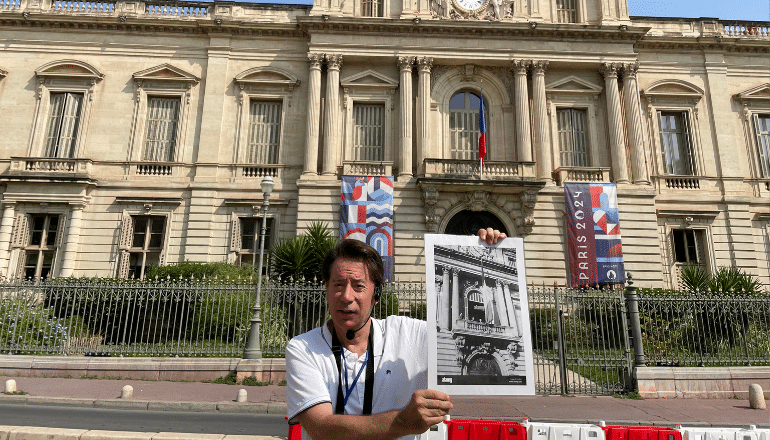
247 100 282 164
682 112 695 175
144 97 180 162
11 213 29 249
58 93 83 158
230 216 242 253
753 113 770 177
117 211 133 279
55 214 68 249
158 215 169 267
15 250 26 280
44 93 66 158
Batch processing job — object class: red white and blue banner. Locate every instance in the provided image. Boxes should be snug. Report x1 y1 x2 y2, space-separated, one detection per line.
564 182 625 287
340 176 394 282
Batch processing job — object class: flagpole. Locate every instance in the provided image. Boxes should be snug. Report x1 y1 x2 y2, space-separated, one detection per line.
479 80 485 180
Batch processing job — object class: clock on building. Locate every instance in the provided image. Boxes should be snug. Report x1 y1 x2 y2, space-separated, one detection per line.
453 0 487 13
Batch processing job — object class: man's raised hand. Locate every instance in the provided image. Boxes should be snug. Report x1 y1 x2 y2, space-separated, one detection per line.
392 389 453 435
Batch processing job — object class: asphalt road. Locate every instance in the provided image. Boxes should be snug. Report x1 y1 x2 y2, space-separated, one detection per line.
0 403 288 437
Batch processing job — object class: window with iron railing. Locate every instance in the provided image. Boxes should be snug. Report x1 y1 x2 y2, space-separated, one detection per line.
360 0 382 16
353 103 385 161
44 92 83 158
246 100 282 164
449 91 486 160
557 108 589 167
142 97 180 162
556 0 577 23
754 113 770 177
659 111 696 175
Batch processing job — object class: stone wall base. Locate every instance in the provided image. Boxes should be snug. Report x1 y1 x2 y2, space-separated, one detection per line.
0 356 286 384
637 366 770 399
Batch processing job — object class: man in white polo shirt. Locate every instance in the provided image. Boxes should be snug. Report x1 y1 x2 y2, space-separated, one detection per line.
286 229 505 440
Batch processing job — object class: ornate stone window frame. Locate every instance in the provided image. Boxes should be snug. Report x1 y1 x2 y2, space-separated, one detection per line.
232 67 300 177
735 83 770 180
432 66 511 162
656 210 718 290
113 197 182 279
545 75 603 170
8 203 71 280
129 64 199 166
340 69 398 173
641 80 706 180
29 60 104 158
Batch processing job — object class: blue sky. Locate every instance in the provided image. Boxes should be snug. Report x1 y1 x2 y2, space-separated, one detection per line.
628 0 767 21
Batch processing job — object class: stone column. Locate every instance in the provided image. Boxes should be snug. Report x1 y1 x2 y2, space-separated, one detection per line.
398 56 415 179
503 283 519 336
0 202 15 277
451 268 460 330
622 62 650 184
513 60 532 162
322 54 342 176
441 264 451 330
531 60 552 182
492 279 510 327
303 53 324 176
601 63 630 183
59 204 84 278
416 57 432 177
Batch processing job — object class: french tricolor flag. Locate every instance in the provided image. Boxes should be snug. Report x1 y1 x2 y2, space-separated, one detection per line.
478 85 487 177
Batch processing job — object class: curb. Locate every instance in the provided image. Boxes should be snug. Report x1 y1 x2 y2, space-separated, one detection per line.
0 395 289 415
0 425 284 440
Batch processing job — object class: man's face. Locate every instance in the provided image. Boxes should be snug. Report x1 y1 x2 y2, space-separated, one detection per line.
326 258 376 334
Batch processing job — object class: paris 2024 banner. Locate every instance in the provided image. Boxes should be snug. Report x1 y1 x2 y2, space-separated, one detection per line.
564 182 625 287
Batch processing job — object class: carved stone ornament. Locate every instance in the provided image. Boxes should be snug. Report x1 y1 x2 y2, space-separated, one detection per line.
512 59 530 75
308 53 324 69
530 60 549 74
423 186 440 233
517 189 538 235
430 0 514 21
600 63 621 78
397 56 415 71
464 191 489 212
621 61 639 78
325 54 343 70
417 57 434 73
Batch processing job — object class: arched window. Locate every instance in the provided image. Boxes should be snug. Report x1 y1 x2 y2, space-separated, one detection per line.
449 90 487 160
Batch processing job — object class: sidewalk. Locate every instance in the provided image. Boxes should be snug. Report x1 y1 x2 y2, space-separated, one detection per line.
1 375 769 438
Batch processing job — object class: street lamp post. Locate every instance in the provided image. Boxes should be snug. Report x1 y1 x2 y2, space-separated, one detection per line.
244 175 274 359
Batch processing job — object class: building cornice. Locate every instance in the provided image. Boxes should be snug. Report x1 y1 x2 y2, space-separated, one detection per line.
635 36 770 53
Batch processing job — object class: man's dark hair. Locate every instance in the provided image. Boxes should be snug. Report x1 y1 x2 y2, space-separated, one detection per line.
322 239 384 289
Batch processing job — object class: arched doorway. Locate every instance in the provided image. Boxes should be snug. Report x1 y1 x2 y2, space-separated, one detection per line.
444 210 508 236
466 354 502 376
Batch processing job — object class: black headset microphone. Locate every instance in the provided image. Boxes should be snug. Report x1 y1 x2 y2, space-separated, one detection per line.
344 284 382 340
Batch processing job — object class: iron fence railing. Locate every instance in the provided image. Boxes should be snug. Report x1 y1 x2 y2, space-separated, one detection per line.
636 291 770 367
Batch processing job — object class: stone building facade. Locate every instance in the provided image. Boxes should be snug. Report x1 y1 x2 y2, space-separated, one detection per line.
0 0 768 288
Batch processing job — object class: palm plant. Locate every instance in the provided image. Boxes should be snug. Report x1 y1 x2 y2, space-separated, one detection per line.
270 221 336 281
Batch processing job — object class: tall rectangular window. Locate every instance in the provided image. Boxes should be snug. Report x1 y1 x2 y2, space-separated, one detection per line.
353 103 385 161
672 229 706 265
754 114 770 177
128 215 165 280
557 108 589 167
143 97 180 162
659 111 696 175
360 0 382 16
556 0 577 23
247 100 282 164
449 91 482 160
237 217 273 268
45 92 83 158
24 214 60 280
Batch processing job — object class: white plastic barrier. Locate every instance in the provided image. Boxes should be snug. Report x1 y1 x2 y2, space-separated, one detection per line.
527 422 606 440
678 426 767 440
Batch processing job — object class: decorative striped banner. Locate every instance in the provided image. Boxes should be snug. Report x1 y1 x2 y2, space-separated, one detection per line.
340 176 394 282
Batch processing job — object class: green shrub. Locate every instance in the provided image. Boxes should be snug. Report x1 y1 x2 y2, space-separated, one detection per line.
0 300 69 350
146 262 257 281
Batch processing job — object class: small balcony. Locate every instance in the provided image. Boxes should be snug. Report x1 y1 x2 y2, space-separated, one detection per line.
453 318 518 341
236 164 282 179
342 161 393 177
423 159 536 181
654 175 701 191
7 157 93 179
552 167 610 186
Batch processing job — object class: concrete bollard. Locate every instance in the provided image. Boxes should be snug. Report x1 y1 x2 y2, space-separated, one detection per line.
4 379 17 393
236 388 248 403
749 384 766 409
120 385 133 400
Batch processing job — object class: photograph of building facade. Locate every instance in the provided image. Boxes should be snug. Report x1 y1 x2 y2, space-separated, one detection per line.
0 0 768 289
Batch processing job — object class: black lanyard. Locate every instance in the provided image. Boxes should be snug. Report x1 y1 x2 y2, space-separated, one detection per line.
330 323 375 415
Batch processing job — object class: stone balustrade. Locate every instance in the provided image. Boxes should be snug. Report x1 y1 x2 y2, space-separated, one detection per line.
654 175 701 191
423 159 536 181
342 161 393 177
552 167 610 186
238 164 281 179
9 157 92 176
723 22 770 38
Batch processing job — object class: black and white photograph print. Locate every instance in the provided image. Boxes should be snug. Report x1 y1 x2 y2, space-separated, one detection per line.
425 234 535 396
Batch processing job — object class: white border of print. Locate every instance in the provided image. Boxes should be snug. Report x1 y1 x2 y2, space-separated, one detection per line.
425 233 535 396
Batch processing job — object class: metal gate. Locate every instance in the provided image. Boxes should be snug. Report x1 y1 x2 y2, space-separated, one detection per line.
529 285 633 395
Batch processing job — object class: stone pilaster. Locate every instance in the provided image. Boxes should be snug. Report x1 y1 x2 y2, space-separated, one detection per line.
0 203 15 277
451 267 460 330
621 62 650 184
398 56 415 179
322 54 342 176
531 60 551 182
416 57 432 177
601 63 629 184
513 60 532 162
59 203 84 278
303 53 323 176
